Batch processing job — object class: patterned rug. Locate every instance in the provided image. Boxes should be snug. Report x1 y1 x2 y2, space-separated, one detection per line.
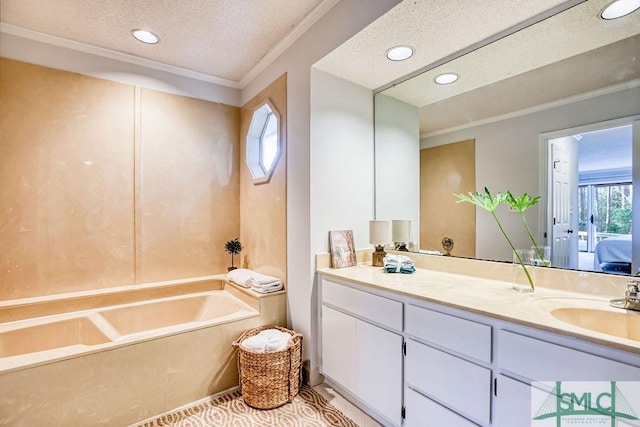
138 385 358 427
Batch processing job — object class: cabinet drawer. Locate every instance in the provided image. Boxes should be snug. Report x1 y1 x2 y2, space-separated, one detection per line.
498 330 640 381
322 279 402 331
405 387 479 427
406 304 491 363
406 339 491 425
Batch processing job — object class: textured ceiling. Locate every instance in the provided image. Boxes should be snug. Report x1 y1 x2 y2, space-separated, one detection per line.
314 0 578 90
314 0 639 137
0 0 329 86
416 34 640 136
383 0 640 108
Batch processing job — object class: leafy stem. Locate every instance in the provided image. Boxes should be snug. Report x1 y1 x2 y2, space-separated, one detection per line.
505 191 547 265
455 187 535 290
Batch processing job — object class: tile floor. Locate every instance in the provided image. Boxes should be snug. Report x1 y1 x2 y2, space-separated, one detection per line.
312 383 383 427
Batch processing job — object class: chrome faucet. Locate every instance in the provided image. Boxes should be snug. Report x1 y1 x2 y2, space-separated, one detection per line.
610 279 640 312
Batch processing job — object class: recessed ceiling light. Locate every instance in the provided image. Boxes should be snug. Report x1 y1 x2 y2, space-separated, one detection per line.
600 0 640 19
434 73 458 85
131 29 159 44
386 46 414 61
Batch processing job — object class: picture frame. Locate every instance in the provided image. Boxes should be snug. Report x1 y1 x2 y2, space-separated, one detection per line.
329 230 357 268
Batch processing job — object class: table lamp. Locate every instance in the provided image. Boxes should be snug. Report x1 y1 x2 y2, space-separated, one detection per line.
369 220 390 267
392 220 411 251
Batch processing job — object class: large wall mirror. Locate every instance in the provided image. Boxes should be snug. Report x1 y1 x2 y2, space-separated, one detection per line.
374 0 640 275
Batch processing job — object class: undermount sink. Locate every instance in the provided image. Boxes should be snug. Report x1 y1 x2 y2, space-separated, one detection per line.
551 307 640 341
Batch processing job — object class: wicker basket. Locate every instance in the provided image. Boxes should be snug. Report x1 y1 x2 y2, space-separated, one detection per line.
232 325 303 409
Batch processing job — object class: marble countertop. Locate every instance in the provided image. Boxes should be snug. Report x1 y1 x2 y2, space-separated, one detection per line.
317 263 640 354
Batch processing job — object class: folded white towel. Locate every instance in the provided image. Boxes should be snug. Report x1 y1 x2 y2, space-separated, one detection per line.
240 335 269 352
383 254 415 273
251 281 283 294
240 329 291 352
383 254 414 267
256 329 282 339
247 274 281 287
227 269 283 291
266 334 290 351
226 268 255 288
418 249 442 256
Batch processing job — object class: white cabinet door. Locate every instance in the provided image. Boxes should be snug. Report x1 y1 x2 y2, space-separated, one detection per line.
404 387 479 427
493 375 532 427
406 339 491 425
356 319 403 426
321 305 357 393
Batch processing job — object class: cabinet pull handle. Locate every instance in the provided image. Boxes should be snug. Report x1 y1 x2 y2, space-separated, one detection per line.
494 377 498 397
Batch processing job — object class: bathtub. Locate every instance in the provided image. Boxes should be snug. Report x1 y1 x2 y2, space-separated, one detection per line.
0 275 287 426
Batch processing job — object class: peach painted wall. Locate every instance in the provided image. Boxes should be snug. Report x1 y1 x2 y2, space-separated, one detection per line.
0 58 240 300
420 139 476 257
138 88 240 283
239 74 287 283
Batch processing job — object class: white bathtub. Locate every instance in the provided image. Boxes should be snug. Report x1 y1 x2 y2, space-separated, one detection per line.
0 276 287 425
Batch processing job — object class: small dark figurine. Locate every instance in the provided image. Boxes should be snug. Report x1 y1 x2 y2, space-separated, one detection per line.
225 238 243 271
442 236 454 256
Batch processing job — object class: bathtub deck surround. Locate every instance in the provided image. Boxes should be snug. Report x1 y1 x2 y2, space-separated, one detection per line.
0 276 286 426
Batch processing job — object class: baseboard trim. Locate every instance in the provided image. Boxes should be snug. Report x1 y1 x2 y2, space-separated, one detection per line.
128 385 240 426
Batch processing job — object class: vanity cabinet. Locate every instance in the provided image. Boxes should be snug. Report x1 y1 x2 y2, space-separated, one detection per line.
405 304 492 426
494 329 640 426
317 271 640 427
320 279 403 426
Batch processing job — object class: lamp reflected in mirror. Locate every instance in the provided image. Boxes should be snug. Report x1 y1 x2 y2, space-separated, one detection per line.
392 220 412 252
369 220 391 267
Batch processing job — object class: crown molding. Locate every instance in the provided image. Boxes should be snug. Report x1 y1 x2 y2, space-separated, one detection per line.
238 0 340 89
420 79 640 140
2 0 339 92
0 22 241 89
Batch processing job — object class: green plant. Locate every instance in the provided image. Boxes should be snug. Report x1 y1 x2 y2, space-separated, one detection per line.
225 238 243 268
454 187 534 290
504 191 548 266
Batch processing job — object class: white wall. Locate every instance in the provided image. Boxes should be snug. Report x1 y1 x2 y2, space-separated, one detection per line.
374 94 420 248
0 32 240 106
310 69 375 252
421 87 640 262
240 0 400 383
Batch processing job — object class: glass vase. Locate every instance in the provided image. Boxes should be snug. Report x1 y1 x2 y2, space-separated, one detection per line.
513 249 535 293
532 245 551 267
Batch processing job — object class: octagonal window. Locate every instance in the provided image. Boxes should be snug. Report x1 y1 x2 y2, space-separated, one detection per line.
247 101 280 184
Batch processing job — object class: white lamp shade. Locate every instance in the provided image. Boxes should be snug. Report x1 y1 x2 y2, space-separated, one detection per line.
369 220 390 244
392 220 411 242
